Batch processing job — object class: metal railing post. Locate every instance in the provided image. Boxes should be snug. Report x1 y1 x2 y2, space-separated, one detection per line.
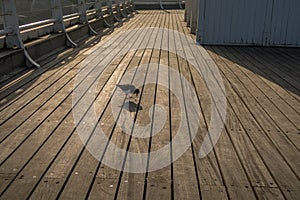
107 0 113 15
51 0 77 47
185 0 191 26
102 0 113 28
120 0 129 18
1 0 40 68
94 0 103 18
112 0 122 23
178 0 183 9
159 0 164 10
190 0 198 34
78 0 98 35
128 0 137 13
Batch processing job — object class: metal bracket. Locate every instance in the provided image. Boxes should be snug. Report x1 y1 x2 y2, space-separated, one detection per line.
121 11 129 19
114 15 123 23
160 0 165 10
51 0 77 48
78 0 98 35
128 0 138 13
179 0 183 9
103 19 113 28
1 0 40 68
124 1 134 17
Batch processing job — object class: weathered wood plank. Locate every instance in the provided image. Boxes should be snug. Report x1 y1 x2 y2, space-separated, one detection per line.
87 11 162 200
206 46 299 199
144 11 173 200
211 46 300 176
170 11 201 199
175 11 257 200
116 12 163 200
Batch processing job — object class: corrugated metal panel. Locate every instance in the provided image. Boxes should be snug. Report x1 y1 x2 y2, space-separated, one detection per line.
196 0 300 46
269 0 300 46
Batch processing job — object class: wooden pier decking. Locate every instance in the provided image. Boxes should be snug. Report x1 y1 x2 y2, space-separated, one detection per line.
0 10 299 200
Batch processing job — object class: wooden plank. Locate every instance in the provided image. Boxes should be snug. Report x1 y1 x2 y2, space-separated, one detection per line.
200 185 228 200
2 10 299 200
0 45 131 199
87 10 162 200
226 47 300 142
115 49 154 200
0 22 144 167
242 47 300 101
206 46 300 199
52 14 157 200
226 48 300 116
232 47 300 130
254 187 285 200
173 10 227 198
29 49 143 200
234 47 300 103
174 11 257 199
144 55 172 199
61 14 159 198
140 11 173 200
115 12 163 200
0 11 144 112
170 11 201 199
0 11 148 199
211 46 300 175
254 47 300 80
0 49 124 198
276 48 300 64
0 14 146 146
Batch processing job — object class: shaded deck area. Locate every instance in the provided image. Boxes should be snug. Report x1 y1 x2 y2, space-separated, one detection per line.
0 10 299 199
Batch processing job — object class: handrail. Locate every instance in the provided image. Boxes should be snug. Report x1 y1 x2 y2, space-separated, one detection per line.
0 0 136 69
19 19 57 31
0 0 134 37
63 12 80 19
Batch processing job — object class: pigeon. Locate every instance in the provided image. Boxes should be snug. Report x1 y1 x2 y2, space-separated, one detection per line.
116 84 140 98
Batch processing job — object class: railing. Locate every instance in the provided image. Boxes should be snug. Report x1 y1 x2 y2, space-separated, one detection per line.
0 0 135 68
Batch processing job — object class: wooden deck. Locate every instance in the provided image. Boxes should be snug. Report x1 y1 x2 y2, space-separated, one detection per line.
0 10 299 200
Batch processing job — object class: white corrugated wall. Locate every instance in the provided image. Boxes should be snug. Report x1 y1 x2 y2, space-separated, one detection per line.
195 0 300 46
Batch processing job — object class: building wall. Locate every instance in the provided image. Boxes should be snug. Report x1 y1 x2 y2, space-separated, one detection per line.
195 0 300 46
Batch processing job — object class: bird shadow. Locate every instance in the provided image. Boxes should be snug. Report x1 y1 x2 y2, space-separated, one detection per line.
121 101 143 113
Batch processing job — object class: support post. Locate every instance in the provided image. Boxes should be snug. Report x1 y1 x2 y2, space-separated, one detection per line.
185 0 191 25
112 0 123 23
51 0 77 47
196 0 204 43
78 0 98 35
178 0 183 9
190 0 198 34
103 0 114 28
128 0 138 13
107 0 113 15
94 0 103 19
120 0 129 18
1 0 40 68
159 0 165 10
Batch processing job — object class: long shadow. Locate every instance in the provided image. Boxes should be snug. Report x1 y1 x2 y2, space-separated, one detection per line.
204 45 300 98
0 13 132 110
